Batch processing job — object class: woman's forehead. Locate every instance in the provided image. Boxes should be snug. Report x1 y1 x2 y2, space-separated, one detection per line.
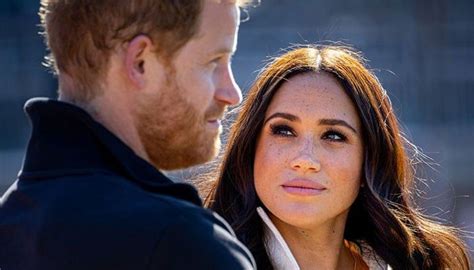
266 73 359 123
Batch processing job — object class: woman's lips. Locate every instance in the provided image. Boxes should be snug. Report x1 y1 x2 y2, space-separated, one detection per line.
281 179 327 196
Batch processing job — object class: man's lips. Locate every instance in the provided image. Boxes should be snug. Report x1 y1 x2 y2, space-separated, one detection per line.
206 104 226 130
207 119 221 123
207 119 222 127
281 179 327 196
205 107 226 124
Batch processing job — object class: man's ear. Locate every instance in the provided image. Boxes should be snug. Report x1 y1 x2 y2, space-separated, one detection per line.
124 35 154 89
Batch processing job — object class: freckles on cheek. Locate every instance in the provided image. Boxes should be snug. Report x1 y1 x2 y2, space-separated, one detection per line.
327 155 362 186
256 140 282 183
258 143 274 169
262 140 286 167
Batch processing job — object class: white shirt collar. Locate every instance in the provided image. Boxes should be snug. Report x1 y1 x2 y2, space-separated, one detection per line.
256 207 300 270
256 207 390 270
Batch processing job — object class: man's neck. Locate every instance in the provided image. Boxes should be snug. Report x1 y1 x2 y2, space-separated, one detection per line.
60 93 151 165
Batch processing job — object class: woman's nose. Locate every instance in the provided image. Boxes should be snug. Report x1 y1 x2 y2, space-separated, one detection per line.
290 153 321 173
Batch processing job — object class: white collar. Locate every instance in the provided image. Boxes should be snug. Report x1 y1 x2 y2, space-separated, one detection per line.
256 207 300 270
256 207 390 270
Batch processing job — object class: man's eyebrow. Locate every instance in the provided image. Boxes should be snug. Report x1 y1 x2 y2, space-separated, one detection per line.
213 47 236 56
264 112 300 125
319 118 358 134
206 47 236 62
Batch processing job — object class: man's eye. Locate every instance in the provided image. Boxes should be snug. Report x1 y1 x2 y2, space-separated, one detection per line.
270 124 295 137
322 130 347 142
208 61 218 69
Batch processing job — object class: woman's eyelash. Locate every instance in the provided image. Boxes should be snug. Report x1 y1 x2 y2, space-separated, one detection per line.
269 124 295 137
268 125 348 142
322 129 347 142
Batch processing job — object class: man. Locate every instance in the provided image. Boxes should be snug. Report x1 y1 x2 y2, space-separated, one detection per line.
0 0 256 269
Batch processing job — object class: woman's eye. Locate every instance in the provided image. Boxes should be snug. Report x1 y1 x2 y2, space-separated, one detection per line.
322 130 347 142
270 124 295 137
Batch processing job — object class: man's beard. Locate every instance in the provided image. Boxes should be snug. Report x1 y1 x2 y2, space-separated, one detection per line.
134 75 225 170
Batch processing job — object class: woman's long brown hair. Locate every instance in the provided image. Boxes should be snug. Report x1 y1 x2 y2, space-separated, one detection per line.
205 45 470 269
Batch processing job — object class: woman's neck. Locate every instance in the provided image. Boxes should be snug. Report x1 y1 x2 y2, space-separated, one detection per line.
270 212 354 270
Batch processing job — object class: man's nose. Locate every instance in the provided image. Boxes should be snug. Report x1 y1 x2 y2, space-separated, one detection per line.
215 65 242 106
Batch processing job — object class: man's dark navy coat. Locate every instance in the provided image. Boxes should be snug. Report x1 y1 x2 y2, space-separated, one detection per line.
0 98 255 270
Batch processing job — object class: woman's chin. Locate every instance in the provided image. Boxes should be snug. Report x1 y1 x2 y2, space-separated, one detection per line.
268 206 329 229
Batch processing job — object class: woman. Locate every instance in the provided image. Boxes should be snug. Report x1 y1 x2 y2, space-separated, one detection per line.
205 45 470 269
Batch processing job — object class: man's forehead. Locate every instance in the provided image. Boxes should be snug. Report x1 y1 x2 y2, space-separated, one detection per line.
180 0 239 59
199 0 240 34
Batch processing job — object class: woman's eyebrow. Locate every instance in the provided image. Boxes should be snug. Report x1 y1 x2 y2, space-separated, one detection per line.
264 113 358 134
264 112 300 125
319 118 358 134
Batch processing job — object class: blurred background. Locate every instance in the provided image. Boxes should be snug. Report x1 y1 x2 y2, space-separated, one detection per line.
1 0 473 258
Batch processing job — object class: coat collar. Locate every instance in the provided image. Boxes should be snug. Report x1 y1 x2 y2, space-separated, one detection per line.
19 97 202 206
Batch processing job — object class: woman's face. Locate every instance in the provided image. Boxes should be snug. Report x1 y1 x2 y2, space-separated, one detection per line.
254 72 364 230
